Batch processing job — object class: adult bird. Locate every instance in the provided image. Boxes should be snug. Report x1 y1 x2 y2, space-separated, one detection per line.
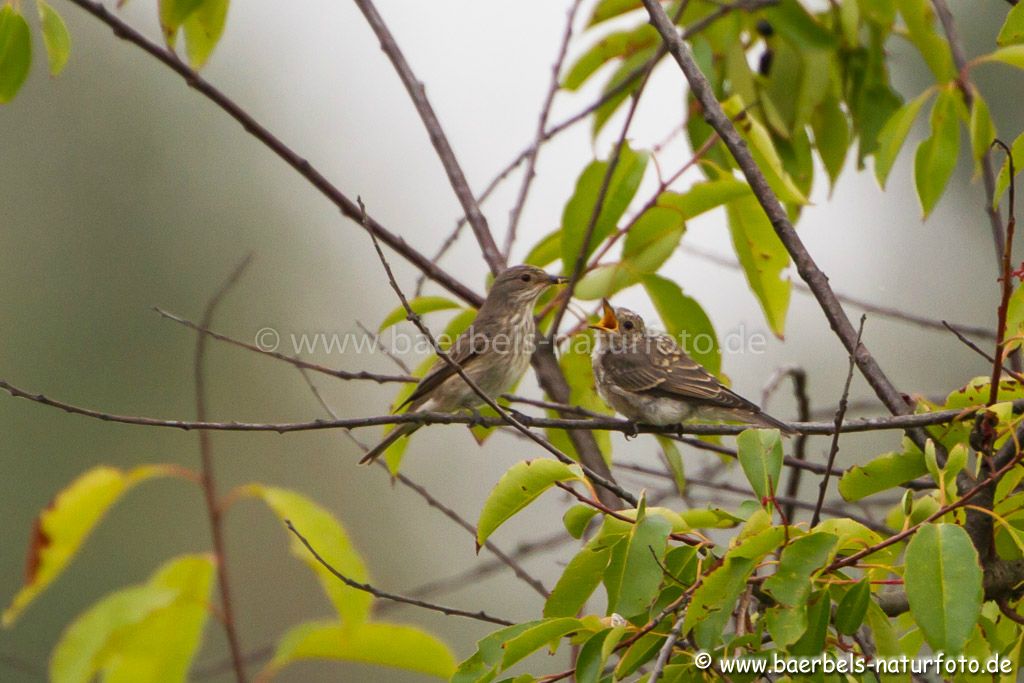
360 265 568 463
589 300 793 434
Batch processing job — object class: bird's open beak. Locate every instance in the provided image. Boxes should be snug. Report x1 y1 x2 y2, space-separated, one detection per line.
589 299 619 332
547 273 570 285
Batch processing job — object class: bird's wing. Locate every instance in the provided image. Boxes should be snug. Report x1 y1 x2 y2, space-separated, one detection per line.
397 326 485 411
605 335 758 412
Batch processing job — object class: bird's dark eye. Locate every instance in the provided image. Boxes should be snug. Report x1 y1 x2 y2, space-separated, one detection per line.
623 321 634 330
520 274 531 282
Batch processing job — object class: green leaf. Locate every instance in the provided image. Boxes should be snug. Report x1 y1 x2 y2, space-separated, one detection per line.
544 543 611 618
874 88 933 188
592 49 654 137
835 579 872 635
642 274 720 376
50 554 214 683
838 449 927 501
999 1 1024 46
606 512 673 618
722 97 809 205
979 44 1024 70
993 130 1024 208
524 229 561 268
765 0 837 49
476 460 582 547
501 617 586 670
969 87 997 175
904 523 983 655
244 485 371 628
574 628 619 683
36 0 70 76
0 6 31 104
378 296 461 331
587 0 643 26
894 0 955 81
621 206 685 274
158 0 204 43
563 504 599 539
763 533 838 646
790 589 831 656
562 25 657 90
182 0 229 69
560 145 648 271
811 95 850 188
737 429 784 503
557 332 614 462
726 192 791 338
268 620 456 679
452 622 539 683
658 177 750 220
4 465 177 626
914 88 961 219
657 436 686 495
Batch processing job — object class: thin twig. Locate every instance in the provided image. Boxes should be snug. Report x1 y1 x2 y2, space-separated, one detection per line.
504 0 584 258
811 316 866 527
649 610 686 683
285 521 513 625
155 308 415 384
358 196 639 506
351 0 504 273
2 376 1015 437
60 0 483 307
685 246 996 340
941 321 1024 383
297 368 551 598
989 139 1018 408
193 256 253 683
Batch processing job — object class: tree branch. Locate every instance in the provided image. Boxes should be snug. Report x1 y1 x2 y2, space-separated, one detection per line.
351 0 504 273
285 521 514 625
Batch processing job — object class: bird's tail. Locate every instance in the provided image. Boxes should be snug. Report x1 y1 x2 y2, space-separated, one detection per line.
359 422 422 464
750 410 796 436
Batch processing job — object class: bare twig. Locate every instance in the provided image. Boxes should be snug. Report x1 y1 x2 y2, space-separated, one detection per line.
811 316 866 527
358 197 639 506
989 139 1018 408
193 256 253 683
61 0 483 307
351 0 504 273
941 321 1024 384
504 0 584 257
155 308 416 384
649 610 686 683
684 246 996 340
285 521 513 625
3 376 1016 437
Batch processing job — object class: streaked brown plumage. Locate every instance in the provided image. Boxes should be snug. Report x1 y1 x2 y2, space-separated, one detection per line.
360 265 567 463
590 300 793 434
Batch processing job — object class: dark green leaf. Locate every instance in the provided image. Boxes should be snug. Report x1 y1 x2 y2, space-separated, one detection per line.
544 543 611 618
834 579 871 635
606 512 672 618
811 95 850 188
0 6 31 104
452 622 539 683
501 618 586 670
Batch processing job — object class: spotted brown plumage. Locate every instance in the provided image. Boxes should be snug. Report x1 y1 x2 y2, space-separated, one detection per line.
590 301 793 434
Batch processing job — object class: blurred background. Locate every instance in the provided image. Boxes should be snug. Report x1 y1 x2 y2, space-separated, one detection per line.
1 0 1020 680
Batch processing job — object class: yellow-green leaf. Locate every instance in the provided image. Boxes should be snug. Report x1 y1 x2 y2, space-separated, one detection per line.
993 130 1024 208
562 25 657 90
999 1 1024 46
725 193 791 338
501 617 586 670
914 88 960 219
722 96 809 205
36 0 70 76
4 465 177 626
182 0 229 69
544 542 611 618
243 485 372 628
894 0 955 81
737 429 784 503
267 620 456 680
476 460 582 547
978 44 1024 70
158 0 204 43
0 6 31 104
378 296 461 331
969 87 996 176
838 449 927 501
50 554 214 683
657 177 750 221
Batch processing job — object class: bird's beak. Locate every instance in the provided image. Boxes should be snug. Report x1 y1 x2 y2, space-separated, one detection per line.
547 273 570 285
589 299 619 332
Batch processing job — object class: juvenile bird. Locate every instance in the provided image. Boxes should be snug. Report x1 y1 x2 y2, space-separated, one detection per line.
360 265 568 463
590 300 793 434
